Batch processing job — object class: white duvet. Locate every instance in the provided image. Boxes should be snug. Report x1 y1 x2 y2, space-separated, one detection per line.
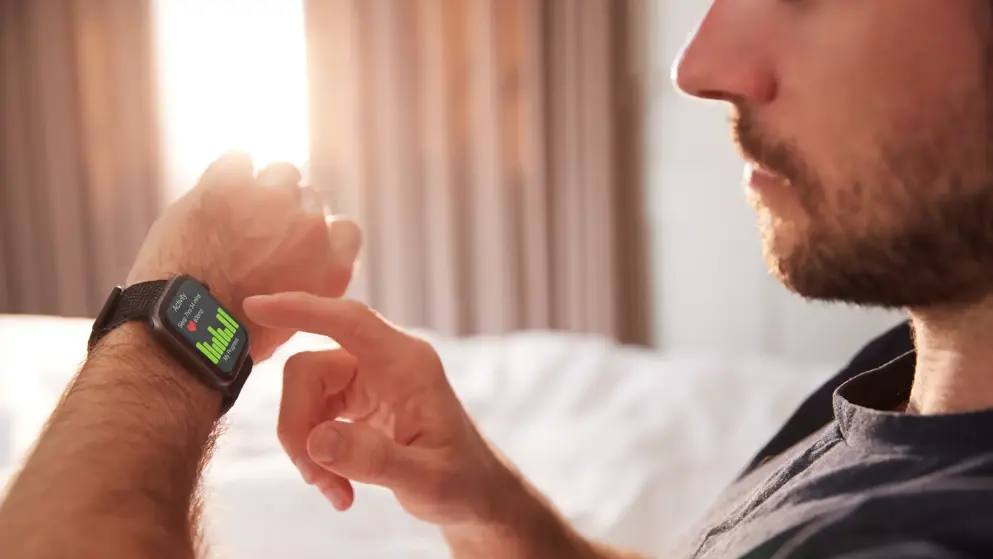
0 315 837 558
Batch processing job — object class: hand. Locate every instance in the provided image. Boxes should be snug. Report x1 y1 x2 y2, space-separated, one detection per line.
242 292 518 525
127 152 362 360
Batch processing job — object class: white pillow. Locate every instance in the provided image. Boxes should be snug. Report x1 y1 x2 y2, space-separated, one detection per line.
0 316 837 558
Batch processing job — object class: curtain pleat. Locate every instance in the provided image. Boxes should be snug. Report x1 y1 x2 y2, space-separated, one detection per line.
305 0 372 303
417 0 462 333
0 0 162 316
304 0 651 344
511 0 552 331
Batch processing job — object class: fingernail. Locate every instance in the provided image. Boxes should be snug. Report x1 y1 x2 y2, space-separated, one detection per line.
309 423 343 464
295 458 319 485
244 293 284 310
244 294 272 305
327 218 362 267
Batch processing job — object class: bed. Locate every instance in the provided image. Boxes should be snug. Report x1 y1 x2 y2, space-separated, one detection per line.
0 314 838 558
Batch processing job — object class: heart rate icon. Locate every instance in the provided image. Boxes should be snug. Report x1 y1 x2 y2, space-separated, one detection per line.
187 321 197 332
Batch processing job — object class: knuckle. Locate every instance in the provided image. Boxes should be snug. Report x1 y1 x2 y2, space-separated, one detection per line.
339 298 370 317
409 337 444 369
364 441 392 478
300 213 329 245
282 351 313 380
338 299 370 337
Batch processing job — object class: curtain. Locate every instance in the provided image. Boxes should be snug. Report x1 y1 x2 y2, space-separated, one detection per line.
0 0 162 316
304 0 651 345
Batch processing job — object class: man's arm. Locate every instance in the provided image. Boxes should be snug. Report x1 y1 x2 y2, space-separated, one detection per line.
0 155 359 558
240 291 647 559
442 460 647 559
0 323 221 559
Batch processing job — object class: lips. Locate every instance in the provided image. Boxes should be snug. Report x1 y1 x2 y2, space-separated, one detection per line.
746 163 788 190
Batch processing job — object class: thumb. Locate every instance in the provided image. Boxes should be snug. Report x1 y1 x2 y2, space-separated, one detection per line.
307 421 421 490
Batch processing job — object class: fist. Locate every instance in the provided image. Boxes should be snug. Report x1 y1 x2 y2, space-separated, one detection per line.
127 153 362 360
243 292 517 526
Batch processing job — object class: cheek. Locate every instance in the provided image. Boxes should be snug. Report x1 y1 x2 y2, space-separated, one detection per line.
783 80 986 226
773 0 985 182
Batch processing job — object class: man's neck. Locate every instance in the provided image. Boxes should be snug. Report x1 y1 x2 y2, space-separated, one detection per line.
909 298 993 415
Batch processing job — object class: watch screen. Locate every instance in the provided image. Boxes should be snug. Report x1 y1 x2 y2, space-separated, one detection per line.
164 279 247 375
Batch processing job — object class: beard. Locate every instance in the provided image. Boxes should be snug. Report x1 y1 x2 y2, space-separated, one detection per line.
735 86 993 309
762 185 993 308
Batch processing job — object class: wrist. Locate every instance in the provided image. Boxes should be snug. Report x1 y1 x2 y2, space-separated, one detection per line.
85 321 223 424
442 454 599 558
443 462 548 539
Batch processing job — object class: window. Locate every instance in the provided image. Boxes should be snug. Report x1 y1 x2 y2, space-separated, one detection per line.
153 0 311 199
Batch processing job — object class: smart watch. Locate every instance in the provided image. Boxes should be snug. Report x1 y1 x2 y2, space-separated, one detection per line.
88 275 253 414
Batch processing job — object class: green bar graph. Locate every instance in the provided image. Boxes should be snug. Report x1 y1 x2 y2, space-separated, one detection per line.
217 308 239 330
208 325 231 344
207 343 222 362
195 308 241 365
197 342 220 364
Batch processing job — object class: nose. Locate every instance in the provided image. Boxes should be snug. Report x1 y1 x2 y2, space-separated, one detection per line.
672 4 777 105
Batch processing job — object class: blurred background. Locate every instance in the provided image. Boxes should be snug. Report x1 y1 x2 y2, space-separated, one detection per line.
0 0 902 363
0 1 910 555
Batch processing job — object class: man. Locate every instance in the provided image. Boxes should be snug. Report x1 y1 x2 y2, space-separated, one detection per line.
2 0 992 557
239 1 993 557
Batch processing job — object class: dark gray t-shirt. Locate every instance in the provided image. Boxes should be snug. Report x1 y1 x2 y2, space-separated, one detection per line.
671 323 993 559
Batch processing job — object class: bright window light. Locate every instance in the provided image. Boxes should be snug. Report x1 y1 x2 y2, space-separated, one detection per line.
153 0 310 200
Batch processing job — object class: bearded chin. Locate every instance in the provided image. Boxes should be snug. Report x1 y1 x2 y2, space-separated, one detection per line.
761 188 993 309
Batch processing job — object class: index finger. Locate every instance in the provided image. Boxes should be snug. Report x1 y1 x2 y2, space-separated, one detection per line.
243 292 409 362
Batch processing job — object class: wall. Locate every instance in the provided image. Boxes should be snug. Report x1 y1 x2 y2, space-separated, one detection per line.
645 1 903 364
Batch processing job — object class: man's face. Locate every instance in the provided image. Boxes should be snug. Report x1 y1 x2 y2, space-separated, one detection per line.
674 0 993 308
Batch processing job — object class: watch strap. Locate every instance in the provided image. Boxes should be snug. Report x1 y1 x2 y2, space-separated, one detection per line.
88 280 169 351
88 279 253 415
222 356 252 414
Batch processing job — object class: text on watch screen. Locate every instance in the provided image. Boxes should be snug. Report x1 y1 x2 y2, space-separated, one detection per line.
165 279 246 374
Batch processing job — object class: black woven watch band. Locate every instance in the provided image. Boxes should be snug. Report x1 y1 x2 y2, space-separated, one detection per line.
87 280 168 351
221 357 252 414
88 279 250 414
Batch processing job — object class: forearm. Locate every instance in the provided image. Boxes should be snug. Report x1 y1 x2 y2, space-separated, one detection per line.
442 464 646 559
0 323 221 559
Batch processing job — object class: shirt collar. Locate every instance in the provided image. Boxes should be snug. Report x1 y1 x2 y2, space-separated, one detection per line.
835 351 993 455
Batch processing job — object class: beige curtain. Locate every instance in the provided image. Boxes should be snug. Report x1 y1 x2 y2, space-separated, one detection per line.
0 0 163 316
305 0 651 345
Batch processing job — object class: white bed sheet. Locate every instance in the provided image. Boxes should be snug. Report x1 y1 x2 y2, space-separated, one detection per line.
0 315 837 558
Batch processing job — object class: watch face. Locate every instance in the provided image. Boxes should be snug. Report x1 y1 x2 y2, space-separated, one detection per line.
163 279 248 375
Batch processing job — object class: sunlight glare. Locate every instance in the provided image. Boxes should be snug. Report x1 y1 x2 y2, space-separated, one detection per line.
153 0 310 199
